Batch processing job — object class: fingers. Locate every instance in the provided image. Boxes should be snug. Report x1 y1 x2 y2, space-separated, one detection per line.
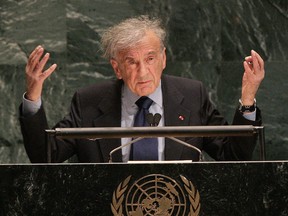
26 46 44 74
28 45 40 59
252 50 265 72
252 50 265 82
41 63 57 80
37 52 51 73
245 55 252 62
244 50 265 74
26 45 56 76
244 57 253 72
251 50 261 72
243 61 252 74
25 45 57 101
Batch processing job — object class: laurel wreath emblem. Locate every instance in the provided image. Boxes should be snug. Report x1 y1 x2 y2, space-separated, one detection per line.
111 175 200 216
111 175 131 216
180 175 201 216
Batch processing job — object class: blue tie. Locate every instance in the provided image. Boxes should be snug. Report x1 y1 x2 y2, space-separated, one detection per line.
131 96 158 160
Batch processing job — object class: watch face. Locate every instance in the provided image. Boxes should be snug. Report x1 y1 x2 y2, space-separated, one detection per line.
240 105 256 112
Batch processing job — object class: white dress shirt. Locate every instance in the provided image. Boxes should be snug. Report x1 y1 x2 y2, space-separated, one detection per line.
121 81 165 162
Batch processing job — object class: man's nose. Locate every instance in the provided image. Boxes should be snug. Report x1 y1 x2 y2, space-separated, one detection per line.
138 60 148 77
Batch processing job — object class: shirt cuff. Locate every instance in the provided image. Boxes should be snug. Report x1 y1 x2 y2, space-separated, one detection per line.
242 110 256 121
22 92 42 117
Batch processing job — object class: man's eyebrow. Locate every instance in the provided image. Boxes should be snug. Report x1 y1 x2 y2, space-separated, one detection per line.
122 50 159 61
124 56 135 61
147 50 157 55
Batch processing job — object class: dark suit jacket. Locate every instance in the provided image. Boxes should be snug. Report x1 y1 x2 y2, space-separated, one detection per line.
19 74 262 163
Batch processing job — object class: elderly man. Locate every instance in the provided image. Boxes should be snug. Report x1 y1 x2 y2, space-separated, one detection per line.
19 16 265 163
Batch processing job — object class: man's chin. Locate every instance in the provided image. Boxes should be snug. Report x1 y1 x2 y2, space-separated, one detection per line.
135 87 155 96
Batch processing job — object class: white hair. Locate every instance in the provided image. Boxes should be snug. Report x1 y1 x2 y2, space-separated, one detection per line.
101 15 166 60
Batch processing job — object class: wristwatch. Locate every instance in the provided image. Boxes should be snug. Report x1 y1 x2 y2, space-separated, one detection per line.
239 98 256 112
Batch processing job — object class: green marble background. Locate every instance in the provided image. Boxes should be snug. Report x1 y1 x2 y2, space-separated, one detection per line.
0 0 287 163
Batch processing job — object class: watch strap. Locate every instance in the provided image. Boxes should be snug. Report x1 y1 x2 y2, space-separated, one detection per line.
239 98 256 112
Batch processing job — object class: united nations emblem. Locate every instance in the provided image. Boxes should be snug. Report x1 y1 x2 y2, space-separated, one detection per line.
111 174 200 216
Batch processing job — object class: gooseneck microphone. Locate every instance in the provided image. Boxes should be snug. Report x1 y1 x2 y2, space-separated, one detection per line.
109 113 160 162
108 113 203 162
153 113 162 126
146 113 154 126
146 113 162 126
167 137 203 161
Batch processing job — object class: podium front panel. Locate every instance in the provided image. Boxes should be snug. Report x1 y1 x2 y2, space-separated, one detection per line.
0 162 287 215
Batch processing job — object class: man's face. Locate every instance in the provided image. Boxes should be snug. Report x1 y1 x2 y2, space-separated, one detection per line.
110 31 166 96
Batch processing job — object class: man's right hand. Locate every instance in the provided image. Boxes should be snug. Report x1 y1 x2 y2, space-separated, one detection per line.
25 45 57 101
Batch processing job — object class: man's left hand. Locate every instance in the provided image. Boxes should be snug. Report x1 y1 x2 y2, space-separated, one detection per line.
241 50 265 105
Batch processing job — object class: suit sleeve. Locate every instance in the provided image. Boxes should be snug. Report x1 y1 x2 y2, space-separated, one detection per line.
19 92 82 163
199 83 262 161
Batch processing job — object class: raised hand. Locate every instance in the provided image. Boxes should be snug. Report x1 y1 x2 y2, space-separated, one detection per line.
25 45 57 101
241 50 265 105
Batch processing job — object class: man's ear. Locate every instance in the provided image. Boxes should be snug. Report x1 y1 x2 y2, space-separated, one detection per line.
110 59 122 79
162 47 167 70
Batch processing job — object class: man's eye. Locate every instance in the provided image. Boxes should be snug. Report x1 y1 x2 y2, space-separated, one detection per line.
147 57 155 64
128 60 136 65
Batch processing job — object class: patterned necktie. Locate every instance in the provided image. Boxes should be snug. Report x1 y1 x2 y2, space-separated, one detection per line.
131 96 158 160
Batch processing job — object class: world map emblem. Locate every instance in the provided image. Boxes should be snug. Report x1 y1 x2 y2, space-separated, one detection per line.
111 174 200 216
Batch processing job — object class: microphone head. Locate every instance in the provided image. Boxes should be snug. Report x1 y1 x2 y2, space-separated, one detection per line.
146 113 154 126
153 113 162 126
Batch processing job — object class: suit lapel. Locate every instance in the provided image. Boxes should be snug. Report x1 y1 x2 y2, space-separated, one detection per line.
93 80 123 162
162 75 191 160
90 76 193 162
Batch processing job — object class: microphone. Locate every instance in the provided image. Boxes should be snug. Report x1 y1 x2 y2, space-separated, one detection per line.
153 113 161 126
108 113 203 162
146 113 154 126
109 137 143 163
167 137 203 161
109 113 157 162
150 114 202 161
146 113 161 126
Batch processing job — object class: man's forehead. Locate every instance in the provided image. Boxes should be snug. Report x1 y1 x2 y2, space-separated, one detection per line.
118 47 160 59
126 49 158 56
